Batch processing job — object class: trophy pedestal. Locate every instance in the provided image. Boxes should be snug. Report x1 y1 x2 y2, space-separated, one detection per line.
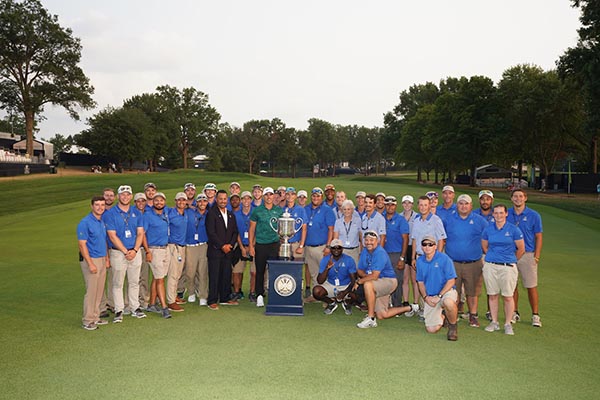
265 259 304 316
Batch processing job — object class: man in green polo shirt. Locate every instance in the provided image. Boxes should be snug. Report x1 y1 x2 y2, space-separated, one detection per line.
248 187 283 307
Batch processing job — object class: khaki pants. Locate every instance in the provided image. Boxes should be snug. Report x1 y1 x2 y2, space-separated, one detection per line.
167 244 186 304
138 248 150 308
109 249 142 313
181 244 209 299
305 245 326 289
81 257 107 325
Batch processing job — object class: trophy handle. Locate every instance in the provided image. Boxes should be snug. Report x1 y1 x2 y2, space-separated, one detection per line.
293 217 304 235
270 217 279 233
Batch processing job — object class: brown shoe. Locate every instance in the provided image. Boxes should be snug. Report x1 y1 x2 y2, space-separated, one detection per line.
208 303 219 310
222 300 239 306
447 323 458 341
168 302 184 312
175 297 186 305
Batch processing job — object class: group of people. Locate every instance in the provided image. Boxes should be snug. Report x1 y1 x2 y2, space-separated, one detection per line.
77 181 543 341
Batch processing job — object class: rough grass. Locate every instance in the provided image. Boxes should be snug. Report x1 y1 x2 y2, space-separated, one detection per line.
0 172 598 399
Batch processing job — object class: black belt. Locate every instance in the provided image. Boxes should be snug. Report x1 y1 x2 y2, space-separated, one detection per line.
344 246 358 250
489 262 515 266
455 260 479 264
307 244 325 247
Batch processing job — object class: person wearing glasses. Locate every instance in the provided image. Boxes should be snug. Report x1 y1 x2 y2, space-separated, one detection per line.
416 235 459 341
103 185 146 322
312 239 357 316
360 194 386 247
354 231 416 328
426 191 439 215
248 187 283 307
482 204 525 335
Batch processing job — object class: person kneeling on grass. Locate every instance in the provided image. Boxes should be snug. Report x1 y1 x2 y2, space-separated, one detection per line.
312 239 357 315
416 235 459 341
354 231 418 329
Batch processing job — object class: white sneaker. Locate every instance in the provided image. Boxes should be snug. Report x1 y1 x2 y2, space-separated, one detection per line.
256 295 264 307
532 314 542 327
405 303 418 317
504 323 515 335
188 294 196 303
356 316 377 329
199 298 207 306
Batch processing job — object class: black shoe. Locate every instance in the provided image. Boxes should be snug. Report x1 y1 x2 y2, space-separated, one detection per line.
99 310 110 318
249 292 257 302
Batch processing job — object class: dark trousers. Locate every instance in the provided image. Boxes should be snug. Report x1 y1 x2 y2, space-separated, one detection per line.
207 251 233 305
254 242 280 297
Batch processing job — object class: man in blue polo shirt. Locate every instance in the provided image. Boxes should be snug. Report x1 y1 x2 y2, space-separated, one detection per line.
361 194 386 247
444 194 487 327
383 195 410 308
416 235 459 341
283 187 307 259
166 192 189 312
103 185 146 323
143 192 172 319
436 185 457 222
474 190 495 223
313 239 357 315
77 196 109 330
180 193 209 305
304 187 336 302
508 189 544 327
355 231 410 328
233 191 255 301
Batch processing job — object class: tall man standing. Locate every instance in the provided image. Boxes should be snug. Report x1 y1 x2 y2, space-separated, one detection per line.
436 185 457 221
508 189 543 327
383 196 410 308
77 196 109 330
206 190 239 309
133 193 151 309
166 193 188 312
233 191 255 301
248 187 282 307
474 190 495 223
361 194 386 247
182 193 209 305
104 185 146 322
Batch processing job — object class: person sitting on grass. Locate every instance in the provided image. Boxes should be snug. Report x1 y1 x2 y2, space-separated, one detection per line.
312 239 357 315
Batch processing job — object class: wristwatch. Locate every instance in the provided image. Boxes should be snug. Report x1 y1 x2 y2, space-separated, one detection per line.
399 256 405 261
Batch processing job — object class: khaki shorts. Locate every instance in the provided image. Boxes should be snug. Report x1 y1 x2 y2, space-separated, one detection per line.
318 280 349 298
453 260 483 297
517 252 538 288
373 277 398 313
233 258 256 274
423 289 458 327
149 248 169 279
483 261 518 296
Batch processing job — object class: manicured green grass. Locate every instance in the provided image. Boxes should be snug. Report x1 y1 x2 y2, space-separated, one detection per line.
0 172 598 399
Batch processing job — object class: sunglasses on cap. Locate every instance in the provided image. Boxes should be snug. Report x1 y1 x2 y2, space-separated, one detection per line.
364 232 378 239
426 191 438 198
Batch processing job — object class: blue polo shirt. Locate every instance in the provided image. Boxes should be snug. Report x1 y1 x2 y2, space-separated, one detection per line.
143 207 169 246
234 208 252 246
185 208 208 245
168 207 188 246
319 254 357 286
305 204 336 246
411 213 447 255
361 211 386 244
334 214 362 248
482 222 523 263
384 212 410 253
473 208 495 224
355 207 367 218
77 212 107 258
444 211 487 262
507 206 542 252
416 251 457 295
283 204 307 243
436 203 457 222
102 205 143 250
357 245 395 279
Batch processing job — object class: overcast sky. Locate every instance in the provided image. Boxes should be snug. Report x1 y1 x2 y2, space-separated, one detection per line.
14 0 583 139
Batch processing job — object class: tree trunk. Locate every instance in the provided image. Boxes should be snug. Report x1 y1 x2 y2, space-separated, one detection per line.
182 144 188 169
25 110 35 157
417 167 421 182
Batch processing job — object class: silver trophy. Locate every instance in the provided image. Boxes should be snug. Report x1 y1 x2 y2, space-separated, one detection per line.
270 211 303 259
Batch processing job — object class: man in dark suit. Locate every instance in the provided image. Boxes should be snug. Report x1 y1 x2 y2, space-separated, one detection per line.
206 190 239 309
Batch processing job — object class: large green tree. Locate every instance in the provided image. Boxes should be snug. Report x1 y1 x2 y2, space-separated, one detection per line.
0 0 95 156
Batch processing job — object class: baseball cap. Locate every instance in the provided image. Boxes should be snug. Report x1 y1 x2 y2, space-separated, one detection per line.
144 182 156 190
442 185 455 193
325 184 335 191
277 185 287 192
240 191 252 199
263 187 275 195
134 193 147 201
363 230 379 240
375 192 386 198
230 181 240 188
154 192 166 199
252 184 263 190
355 191 366 198
384 195 397 204
230 193 240 199
196 193 208 201
421 235 436 245
286 187 296 193
457 194 472 203
330 239 344 248
118 185 132 194
401 195 414 203
184 183 196 190
175 192 187 200
426 191 439 199
478 190 494 199
298 190 308 198
203 183 217 191
312 187 324 195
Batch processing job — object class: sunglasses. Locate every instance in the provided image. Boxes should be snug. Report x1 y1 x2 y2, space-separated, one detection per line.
421 242 436 247
330 246 343 250
364 232 378 238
